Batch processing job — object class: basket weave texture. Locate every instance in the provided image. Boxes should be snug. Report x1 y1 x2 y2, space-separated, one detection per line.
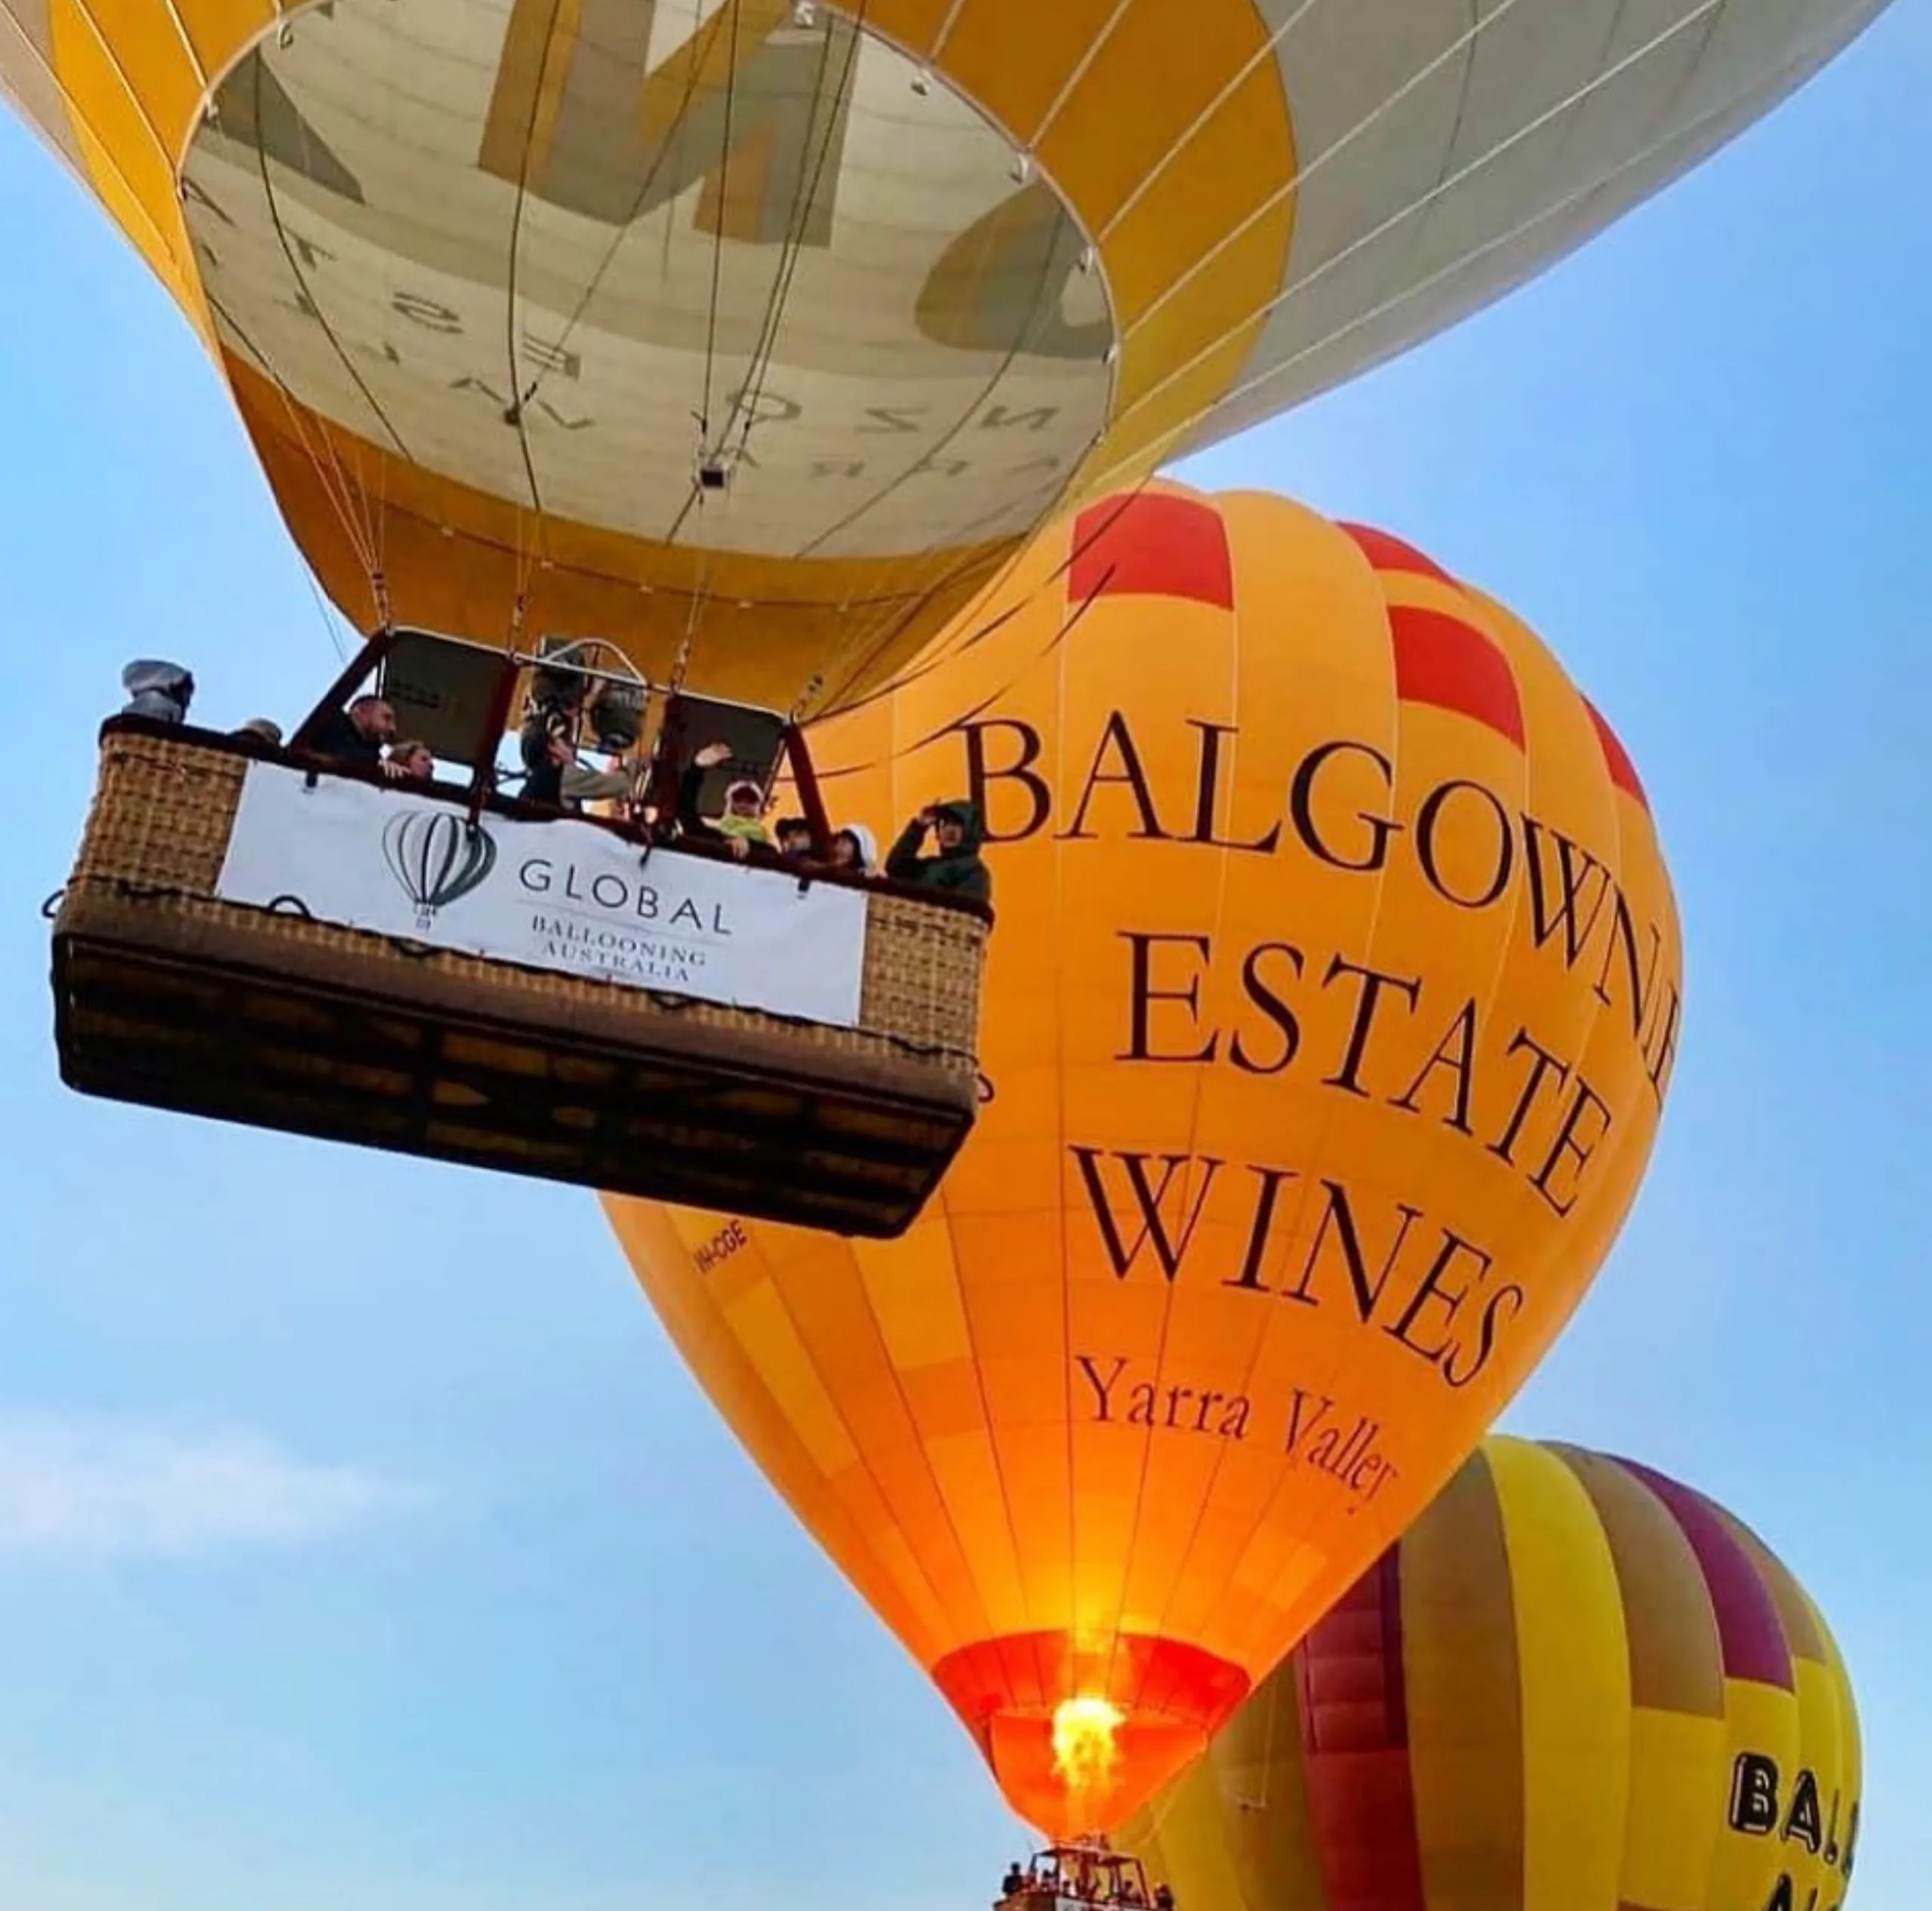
65 732 986 1081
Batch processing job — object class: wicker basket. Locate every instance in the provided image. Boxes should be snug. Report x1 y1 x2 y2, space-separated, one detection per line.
51 726 989 1237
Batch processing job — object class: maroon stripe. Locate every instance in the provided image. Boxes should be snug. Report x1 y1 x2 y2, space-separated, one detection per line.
1294 1549 1427 1911
1583 698 1651 811
1338 522 1454 583
1068 494 1235 609
1616 1460 1793 1691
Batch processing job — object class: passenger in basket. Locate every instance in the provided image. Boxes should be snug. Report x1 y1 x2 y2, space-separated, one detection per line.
118 660 195 725
519 688 580 806
513 674 627 805
678 740 772 861
797 821 878 881
885 799 991 902
832 823 878 875
309 694 405 775
388 739 434 780
774 815 813 860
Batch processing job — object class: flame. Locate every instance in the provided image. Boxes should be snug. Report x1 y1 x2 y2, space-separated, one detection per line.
1051 1696 1125 1808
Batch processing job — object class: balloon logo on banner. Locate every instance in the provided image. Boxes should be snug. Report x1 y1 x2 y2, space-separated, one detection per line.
605 482 1685 1836
381 809 497 928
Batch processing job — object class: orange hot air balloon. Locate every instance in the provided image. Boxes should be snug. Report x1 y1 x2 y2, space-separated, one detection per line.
1117 1436 1863 1911
603 483 1684 1837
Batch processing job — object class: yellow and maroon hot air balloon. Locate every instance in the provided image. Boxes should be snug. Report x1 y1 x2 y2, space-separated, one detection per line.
0 0 1895 712
604 483 1685 1839
1118 1435 1862 1911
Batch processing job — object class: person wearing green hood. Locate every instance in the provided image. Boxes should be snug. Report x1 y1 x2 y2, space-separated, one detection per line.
885 799 992 903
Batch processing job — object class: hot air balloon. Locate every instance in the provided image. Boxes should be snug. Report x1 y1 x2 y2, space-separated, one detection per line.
603 483 1685 1838
0 0 1891 714
1117 1436 1862 1911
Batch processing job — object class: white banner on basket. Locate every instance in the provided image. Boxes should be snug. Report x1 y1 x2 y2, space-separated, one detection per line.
214 763 868 1027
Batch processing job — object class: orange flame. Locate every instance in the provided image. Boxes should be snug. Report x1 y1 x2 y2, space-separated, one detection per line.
1051 1696 1124 1815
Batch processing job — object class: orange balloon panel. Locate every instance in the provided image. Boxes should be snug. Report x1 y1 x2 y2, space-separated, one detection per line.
1118 1436 1862 1911
602 483 1684 1836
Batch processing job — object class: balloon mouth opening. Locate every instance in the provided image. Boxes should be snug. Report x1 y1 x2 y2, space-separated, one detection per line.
933 1630 1250 1837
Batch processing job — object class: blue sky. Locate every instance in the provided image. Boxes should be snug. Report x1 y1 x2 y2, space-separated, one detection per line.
0 5 1925 1905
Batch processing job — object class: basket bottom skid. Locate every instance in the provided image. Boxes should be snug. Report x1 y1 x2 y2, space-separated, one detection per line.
54 930 970 1239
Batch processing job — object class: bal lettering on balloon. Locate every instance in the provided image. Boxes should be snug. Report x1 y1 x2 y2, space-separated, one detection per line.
0 0 1889 713
604 484 1684 1836
1118 1436 1862 1911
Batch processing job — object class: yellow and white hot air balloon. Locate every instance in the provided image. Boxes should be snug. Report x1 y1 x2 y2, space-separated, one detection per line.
0 0 1895 712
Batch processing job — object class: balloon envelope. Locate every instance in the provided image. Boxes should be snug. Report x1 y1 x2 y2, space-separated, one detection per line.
605 483 1684 1837
1118 1435 1862 1911
0 0 1890 708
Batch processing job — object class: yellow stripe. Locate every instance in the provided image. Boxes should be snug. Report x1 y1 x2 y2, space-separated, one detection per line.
1810 1595 1862 1894
1624 1708 1729 1911
48 0 205 325
1703 1677 1798 1911
1552 1448 1726 1911
1786 1650 1844 1909
1487 1436 1630 1911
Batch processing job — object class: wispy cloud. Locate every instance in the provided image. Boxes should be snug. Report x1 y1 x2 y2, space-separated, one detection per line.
0 1413 421 1562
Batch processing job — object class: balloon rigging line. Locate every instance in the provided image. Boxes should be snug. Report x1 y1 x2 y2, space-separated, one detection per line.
0 10 177 282
654 1 752 565
240 55 408 626
207 290 385 593
1110 0 1731 433
301 565 352 661
724 8 865 473
1025 0 1137 152
801 429 1171 724
1084 9 1810 500
61 0 160 159
923 0 971 69
1084 0 1327 239
500 0 573 578
697 0 743 457
1097 0 1513 255
155 0 209 100
249 60 414 467
712 2 876 721
513 2 734 416
778 186 1094 709
804 461 1154 719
